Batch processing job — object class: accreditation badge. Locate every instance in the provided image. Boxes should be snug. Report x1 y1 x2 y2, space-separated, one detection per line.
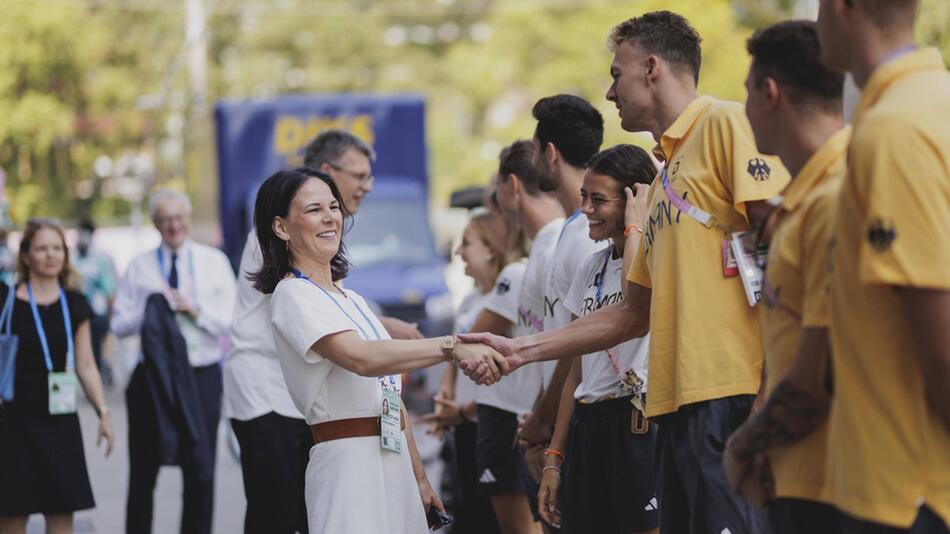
48 371 78 414
380 377 402 453
175 314 203 357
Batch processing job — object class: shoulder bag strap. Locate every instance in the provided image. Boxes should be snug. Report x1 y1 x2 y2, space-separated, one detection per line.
0 284 15 334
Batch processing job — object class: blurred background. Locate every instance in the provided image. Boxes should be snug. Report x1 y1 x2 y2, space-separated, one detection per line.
1 1 948 531
1 0 946 236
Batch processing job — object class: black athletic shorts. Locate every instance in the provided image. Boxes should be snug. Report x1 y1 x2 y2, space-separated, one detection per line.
653 395 771 534
560 396 659 534
769 497 840 534
839 505 948 534
475 404 537 501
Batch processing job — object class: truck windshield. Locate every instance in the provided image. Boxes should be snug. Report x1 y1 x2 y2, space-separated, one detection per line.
345 199 438 267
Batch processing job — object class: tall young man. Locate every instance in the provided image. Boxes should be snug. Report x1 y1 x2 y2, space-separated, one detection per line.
462 11 789 533
816 1 950 531
721 20 846 534
518 95 605 452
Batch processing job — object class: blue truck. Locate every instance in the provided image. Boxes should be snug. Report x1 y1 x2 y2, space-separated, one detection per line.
214 93 452 334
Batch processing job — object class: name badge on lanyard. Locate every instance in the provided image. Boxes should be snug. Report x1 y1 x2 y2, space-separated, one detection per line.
289 268 403 453
27 284 77 415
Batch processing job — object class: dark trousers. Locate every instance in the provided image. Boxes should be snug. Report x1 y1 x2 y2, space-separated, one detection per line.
769 498 840 534
450 421 500 534
230 412 311 534
654 395 771 534
840 506 948 534
125 363 222 534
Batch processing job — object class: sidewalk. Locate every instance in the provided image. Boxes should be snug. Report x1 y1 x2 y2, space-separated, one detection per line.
26 385 245 533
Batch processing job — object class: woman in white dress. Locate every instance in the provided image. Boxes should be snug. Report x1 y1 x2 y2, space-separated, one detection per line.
250 168 507 533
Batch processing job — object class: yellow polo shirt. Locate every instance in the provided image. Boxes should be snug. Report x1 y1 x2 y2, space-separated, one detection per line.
628 95 789 417
828 48 950 527
760 126 849 504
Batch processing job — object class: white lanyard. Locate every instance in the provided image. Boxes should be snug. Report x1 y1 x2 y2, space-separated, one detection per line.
659 165 730 234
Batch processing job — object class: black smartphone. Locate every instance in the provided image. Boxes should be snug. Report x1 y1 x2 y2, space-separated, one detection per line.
426 508 455 531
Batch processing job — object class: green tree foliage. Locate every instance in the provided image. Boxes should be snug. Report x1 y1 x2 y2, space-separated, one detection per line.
0 0 947 225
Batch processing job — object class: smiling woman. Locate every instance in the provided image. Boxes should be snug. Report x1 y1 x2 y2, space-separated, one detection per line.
250 167 510 533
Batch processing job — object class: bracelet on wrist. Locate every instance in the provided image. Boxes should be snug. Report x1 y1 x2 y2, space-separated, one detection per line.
542 465 561 476
543 448 566 461
96 405 110 418
624 224 643 237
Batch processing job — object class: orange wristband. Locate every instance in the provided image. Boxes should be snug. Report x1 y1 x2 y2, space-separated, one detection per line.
543 449 566 460
624 224 643 236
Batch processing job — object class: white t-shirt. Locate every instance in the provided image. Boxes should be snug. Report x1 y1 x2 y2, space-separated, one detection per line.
271 277 400 426
543 211 604 333
453 289 489 407
111 239 236 368
519 218 563 335
224 231 302 421
478 261 543 415
564 246 650 404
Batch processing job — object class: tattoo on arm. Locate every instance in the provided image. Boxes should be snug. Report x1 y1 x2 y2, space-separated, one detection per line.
732 380 829 458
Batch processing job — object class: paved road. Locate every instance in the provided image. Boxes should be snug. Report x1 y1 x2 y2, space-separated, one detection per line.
27 385 246 534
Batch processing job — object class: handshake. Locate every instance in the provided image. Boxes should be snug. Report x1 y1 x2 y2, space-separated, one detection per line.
452 332 526 386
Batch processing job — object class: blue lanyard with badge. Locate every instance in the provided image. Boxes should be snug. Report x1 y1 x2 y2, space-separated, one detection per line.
289 268 403 453
27 284 77 415
156 247 203 356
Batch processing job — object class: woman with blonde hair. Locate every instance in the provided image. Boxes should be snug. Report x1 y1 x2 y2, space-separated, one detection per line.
424 205 526 533
0 218 114 534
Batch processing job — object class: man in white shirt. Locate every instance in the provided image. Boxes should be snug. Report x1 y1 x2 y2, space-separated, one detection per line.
519 95 605 453
112 189 237 534
224 130 425 534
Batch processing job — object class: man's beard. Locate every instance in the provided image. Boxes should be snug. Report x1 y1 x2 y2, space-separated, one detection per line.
536 162 559 193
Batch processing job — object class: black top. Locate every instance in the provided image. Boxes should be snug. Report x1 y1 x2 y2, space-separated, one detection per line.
0 284 91 416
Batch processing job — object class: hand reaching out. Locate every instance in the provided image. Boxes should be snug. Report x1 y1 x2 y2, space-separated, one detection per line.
455 342 509 385
457 332 526 376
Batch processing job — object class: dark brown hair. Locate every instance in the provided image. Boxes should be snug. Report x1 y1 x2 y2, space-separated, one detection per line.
249 167 351 294
747 20 844 113
609 11 703 85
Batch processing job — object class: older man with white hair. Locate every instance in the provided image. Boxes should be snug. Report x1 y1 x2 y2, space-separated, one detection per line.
111 188 237 534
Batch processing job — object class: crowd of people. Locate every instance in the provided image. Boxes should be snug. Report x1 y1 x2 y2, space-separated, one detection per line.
0 2 947 534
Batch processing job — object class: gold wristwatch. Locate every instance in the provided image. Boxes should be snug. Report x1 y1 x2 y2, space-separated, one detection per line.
441 335 458 364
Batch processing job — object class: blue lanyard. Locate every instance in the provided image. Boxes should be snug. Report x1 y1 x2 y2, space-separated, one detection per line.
156 246 198 301
289 268 382 341
556 209 583 246
26 283 74 372
594 247 614 303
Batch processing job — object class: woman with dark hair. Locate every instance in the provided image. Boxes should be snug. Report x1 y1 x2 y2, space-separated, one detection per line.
0 218 114 534
252 168 506 533
536 145 658 534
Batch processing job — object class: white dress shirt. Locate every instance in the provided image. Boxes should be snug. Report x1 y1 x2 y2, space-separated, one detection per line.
111 239 236 368
222 231 302 421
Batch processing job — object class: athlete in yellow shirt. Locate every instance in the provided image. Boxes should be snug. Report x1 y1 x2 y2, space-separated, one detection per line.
816 0 950 532
720 20 846 534
461 11 789 533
